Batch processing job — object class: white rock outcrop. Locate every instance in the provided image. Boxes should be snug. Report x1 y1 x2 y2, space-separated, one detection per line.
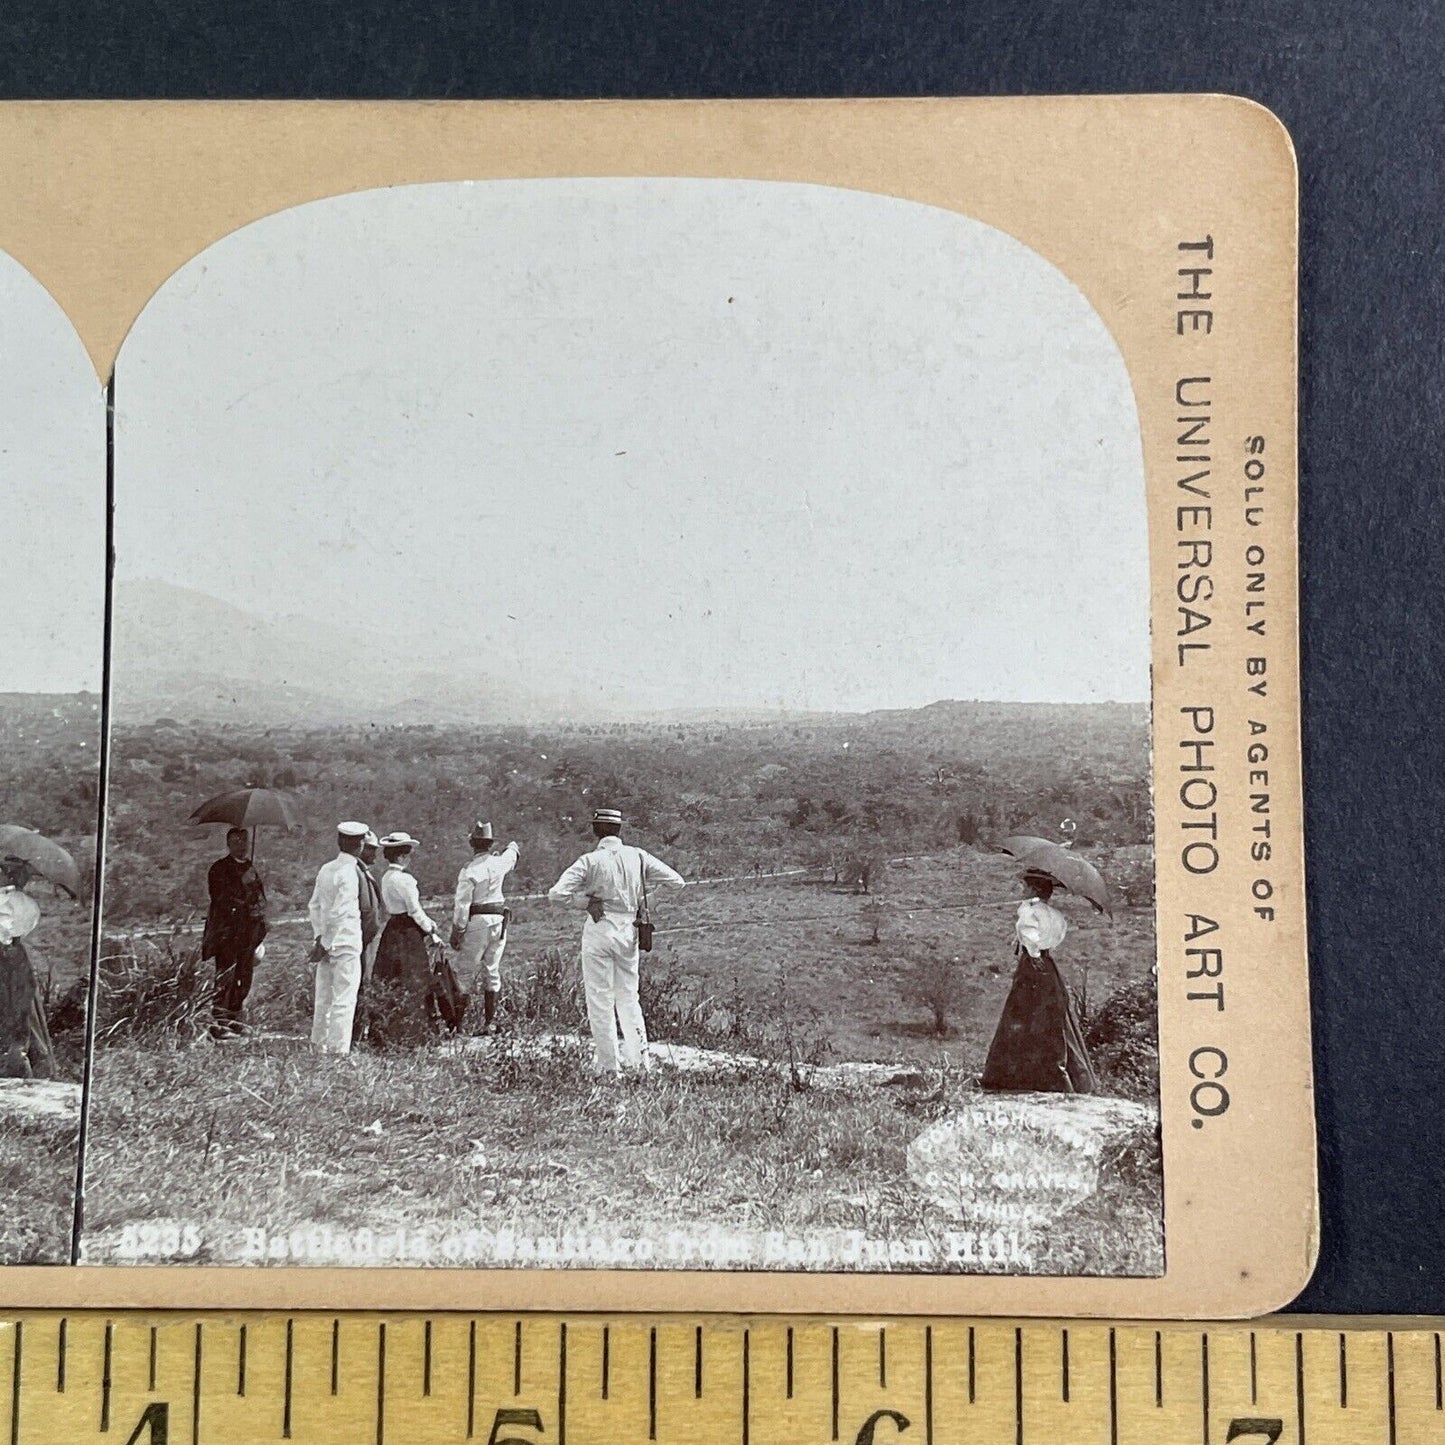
0 1078 81 1125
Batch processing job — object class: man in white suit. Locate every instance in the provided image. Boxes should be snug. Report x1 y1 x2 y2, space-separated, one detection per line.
547 807 685 1078
307 820 369 1055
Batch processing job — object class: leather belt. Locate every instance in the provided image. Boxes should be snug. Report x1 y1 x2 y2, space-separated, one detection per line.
469 902 510 938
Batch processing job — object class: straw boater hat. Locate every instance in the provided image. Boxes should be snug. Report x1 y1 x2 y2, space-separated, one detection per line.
468 821 495 845
592 808 624 826
338 821 369 839
379 831 421 850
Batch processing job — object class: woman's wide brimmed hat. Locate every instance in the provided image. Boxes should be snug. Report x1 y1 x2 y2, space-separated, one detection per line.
379 831 421 850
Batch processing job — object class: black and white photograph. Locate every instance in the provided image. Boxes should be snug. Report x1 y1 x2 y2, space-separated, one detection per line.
0 252 105 1263
81 177 1161 1275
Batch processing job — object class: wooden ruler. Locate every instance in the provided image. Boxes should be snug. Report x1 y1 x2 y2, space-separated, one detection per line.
1 1315 1438 1444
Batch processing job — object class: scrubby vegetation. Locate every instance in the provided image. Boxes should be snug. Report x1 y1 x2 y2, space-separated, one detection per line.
99 701 1151 922
2 692 1164 1274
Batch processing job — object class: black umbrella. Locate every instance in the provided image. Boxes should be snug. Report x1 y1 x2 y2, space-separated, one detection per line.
0 825 81 897
189 787 300 862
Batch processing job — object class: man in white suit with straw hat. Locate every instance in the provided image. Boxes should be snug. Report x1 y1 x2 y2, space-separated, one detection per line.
307 820 369 1055
451 820 519 1034
547 807 685 1078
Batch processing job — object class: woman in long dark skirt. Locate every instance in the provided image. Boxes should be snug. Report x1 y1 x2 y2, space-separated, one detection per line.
981 871 1097 1093
0 864 56 1079
369 831 447 1049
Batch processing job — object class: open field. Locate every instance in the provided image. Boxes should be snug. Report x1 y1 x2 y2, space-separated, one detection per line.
0 1100 78 1265
83 851 1162 1274
81 1036 1161 1275
0 691 98 1263
2 698 1162 1272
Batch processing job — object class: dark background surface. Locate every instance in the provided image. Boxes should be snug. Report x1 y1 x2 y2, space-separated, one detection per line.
3 0 1442 1313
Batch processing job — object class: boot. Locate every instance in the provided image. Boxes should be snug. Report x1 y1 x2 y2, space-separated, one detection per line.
483 989 499 1035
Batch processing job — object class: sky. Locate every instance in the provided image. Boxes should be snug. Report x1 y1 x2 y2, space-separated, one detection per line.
114 178 1148 715
1 253 105 692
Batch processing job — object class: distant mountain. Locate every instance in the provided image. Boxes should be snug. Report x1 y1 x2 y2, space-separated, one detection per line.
111 581 582 727
107 583 1154 737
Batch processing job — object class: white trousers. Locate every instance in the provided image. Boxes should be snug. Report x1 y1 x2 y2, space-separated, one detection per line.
580 916 649 1077
458 914 507 993
312 943 362 1054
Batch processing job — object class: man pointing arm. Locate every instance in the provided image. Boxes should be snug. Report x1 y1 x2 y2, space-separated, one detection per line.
453 821 519 1034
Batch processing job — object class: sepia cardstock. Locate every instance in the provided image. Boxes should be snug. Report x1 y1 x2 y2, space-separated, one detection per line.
0 97 1311 1318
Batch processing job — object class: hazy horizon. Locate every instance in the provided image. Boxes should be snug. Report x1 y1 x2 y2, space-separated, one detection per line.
104 575 1151 724
114 179 1150 713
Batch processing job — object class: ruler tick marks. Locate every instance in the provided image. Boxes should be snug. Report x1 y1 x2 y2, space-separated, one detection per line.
514 1321 522 1396
191 1322 203 1445
1435 1332 1442 1410
742 1331 750 1445
1201 1334 1211 1445
237 1324 247 1397
101 1321 113 1432
784 1328 792 1400
879 1329 887 1389
648 1328 658 1440
924 1326 934 1445
376 1324 387 1445
56 1319 66 1394
147 1327 156 1395
1338 1333 1346 1409
1014 1328 1023 1445
466 1321 477 1439
1387 1332 1396 1445
11 1320 22 1445
1154 1330 1162 1407
557 1323 568 1445
283 1319 294 1438
601 1326 610 1400
423 1320 432 1397
696 1325 704 1399
1249 1332 1258 1405
1295 1332 1306 1445
831 1328 839 1441
331 1319 340 1397
1061 1328 1070 1402
1108 1329 1118 1445
968 1326 976 1405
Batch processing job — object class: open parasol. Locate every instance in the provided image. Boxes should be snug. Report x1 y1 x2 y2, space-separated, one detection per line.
999 837 1112 916
0 825 81 897
189 786 300 862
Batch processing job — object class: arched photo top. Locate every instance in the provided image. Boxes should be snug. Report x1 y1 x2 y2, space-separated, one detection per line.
0 249 106 695
112 178 1147 719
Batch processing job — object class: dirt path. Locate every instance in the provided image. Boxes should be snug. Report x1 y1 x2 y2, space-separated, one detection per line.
121 851 994 941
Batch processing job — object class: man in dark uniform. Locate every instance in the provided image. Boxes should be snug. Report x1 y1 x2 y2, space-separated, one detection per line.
352 828 383 1047
202 827 268 1038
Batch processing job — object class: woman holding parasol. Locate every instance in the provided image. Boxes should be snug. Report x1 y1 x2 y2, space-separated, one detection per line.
980 837 1105 1094
0 828 76 1080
